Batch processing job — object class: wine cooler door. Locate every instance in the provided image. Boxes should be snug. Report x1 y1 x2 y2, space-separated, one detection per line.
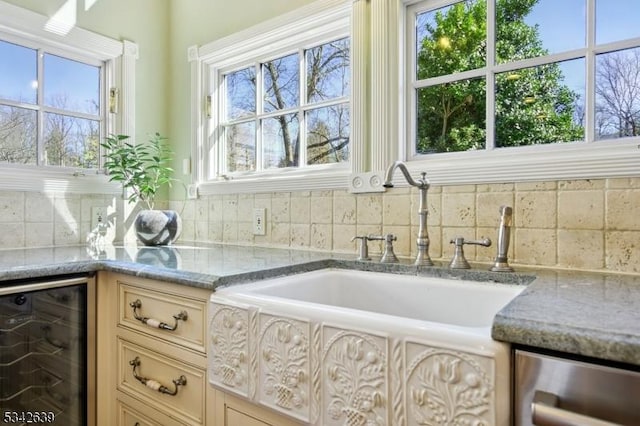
1 276 95 426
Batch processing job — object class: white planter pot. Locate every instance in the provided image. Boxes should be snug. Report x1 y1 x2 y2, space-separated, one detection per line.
134 210 182 246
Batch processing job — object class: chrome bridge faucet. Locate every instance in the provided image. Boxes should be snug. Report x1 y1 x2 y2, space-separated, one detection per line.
383 161 433 266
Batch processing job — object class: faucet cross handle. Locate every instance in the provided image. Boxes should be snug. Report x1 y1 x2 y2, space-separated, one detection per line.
449 237 492 269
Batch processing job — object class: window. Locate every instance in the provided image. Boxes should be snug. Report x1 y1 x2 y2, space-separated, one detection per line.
222 39 350 173
193 0 351 194
0 0 136 193
0 38 102 168
403 0 640 183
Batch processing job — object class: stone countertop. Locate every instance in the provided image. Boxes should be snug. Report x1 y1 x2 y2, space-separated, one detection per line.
0 243 338 289
0 243 639 367
491 267 640 367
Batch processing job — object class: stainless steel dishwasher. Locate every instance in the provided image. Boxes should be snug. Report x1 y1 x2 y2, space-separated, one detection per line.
514 349 640 426
0 276 95 426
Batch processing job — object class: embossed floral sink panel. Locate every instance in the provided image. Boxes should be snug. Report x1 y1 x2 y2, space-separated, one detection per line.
226 268 524 328
209 268 526 426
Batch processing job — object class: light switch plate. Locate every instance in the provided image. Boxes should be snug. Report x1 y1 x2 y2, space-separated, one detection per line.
90 206 107 230
253 208 266 235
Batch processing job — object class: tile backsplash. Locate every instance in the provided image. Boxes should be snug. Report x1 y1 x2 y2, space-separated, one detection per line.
0 192 122 248
173 177 640 274
1 177 638 274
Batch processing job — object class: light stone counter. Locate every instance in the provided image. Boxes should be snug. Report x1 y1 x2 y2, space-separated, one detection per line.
0 243 639 367
491 268 640 366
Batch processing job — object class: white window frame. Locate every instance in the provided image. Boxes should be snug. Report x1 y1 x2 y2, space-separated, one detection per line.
0 0 137 194
394 0 640 186
191 0 352 195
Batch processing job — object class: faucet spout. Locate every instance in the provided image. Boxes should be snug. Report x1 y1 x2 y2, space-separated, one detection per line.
383 161 429 189
383 161 433 266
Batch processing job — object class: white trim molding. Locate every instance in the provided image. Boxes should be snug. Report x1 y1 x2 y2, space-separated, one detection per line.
370 0 401 172
388 139 640 187
349 0 370 174
198 168 352 196
0 164 121 194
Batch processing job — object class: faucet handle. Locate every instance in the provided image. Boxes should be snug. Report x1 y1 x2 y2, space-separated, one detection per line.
351 235 371 261
449 237 492 269
367 233 397 242
450 237 491 248
367 233 399 263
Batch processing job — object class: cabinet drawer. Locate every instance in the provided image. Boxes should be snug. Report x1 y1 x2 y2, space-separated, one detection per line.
118 282 206 353
118 401 155 426
117 395 187 426
117 338 206 425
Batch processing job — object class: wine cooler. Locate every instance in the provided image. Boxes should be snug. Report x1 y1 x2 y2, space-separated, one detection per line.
0 276 95 426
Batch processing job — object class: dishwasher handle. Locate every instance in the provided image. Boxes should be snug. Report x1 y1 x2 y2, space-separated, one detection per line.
532 391 622 426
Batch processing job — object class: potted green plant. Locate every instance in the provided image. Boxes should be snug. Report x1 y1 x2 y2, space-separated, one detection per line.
101 132 182 246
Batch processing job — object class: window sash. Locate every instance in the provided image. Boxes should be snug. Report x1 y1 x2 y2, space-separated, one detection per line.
0 0 135 194
218 41 350 176
406 0 640 158
192 0 352 194
1 39 104 169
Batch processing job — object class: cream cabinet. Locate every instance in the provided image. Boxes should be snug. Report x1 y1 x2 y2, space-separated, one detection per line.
214 389 302 426
97 272 214 426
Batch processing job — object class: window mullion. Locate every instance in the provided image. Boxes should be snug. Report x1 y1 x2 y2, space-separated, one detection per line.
217 70 226 176
36 48 45 166
256 62 263 172
407 5 418 159
486 0 496 150
585 0 596 144
299 47 307 168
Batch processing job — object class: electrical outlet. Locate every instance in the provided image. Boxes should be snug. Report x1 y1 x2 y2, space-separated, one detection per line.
91 207 107 230
187 184 199 199
349 172 386 193
253 208 266 236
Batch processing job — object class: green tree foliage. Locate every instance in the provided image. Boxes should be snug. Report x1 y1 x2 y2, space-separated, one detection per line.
416 0 584 154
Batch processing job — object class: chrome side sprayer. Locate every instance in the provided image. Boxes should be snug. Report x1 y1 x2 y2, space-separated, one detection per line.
490 205 514 272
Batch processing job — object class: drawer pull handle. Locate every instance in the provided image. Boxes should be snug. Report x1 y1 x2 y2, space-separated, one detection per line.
532 391 621 426
129 299 188 331
129 356 187 396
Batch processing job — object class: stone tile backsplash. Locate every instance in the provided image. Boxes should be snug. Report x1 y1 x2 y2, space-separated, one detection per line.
1 176 638 274
172 177 640 274
0 192 123 248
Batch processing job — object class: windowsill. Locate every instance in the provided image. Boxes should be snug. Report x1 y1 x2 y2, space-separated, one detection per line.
399 138 640 186
197 167 351 195
0 164 121 194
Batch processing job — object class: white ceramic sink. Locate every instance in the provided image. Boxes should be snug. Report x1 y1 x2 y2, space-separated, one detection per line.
225 268 523 328
209 268 527 425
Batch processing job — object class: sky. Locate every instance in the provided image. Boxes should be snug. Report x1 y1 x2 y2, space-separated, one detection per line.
0 39 99 114
527 0 640 97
